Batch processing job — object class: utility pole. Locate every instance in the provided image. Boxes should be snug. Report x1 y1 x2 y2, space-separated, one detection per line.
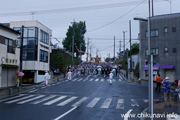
122 31 127 51
114 36 115 60
148 0 153 119
19 25 24 92
90 45 92 62
129 20 132 72
87 38 89 61
71 19 76 66
152 0 154 16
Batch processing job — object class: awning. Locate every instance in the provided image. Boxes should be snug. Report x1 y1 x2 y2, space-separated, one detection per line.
144 64 160 71
162 65 175 70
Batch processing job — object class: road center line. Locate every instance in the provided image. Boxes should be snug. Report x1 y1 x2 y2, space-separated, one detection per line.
54 106 77 120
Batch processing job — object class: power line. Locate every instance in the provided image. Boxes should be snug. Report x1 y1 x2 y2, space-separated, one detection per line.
87 0 146 33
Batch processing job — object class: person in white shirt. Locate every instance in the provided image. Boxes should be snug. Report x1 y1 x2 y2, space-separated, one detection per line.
67 70 72 80
109 71 113 85
44 71 50 86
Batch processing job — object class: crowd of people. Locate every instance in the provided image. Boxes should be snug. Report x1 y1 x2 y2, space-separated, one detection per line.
68 62 121 77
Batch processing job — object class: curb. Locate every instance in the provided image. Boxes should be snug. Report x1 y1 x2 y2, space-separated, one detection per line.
0 76 65 100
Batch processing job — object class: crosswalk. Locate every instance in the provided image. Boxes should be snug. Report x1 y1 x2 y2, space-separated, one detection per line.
0 94 158 110
68 77 123 83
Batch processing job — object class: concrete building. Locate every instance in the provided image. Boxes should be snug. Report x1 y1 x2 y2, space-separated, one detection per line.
9 20 52 83
0 24 20 88
139 13 180 82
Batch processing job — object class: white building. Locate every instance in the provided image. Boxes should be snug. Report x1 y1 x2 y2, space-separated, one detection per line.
0 24 20 88
10 20 52 83
128 55 139 71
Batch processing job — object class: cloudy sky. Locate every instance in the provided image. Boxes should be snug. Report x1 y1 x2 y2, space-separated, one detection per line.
0 0 179 60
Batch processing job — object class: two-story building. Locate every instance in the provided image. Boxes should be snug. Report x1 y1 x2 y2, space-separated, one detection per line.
139 13 180 82
8 20 52 84
0 24 20 88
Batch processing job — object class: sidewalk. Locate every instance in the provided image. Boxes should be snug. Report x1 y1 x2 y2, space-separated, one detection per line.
126 78 180 120
0 74 64 100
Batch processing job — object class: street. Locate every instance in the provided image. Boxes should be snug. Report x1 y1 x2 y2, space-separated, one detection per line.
0 74 163 120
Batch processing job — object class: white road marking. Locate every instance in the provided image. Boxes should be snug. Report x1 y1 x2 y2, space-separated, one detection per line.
101 98 112 109
86 97 100 108
119 79 122 82
17 95 45 104
72 97 88 107
101 79 104 82
77 78 83 81
131 99 139 106
44 96 67 105
0 94 26 102
143 99 148 103
31 95 57 104
95 79 99 82
72 78 78 81
54 106 77 120
41 86 46 89
29 89 38 93
124 109 133 120
57 96 78 106
116 99 124 109
89 78 94 81
5 95 35 104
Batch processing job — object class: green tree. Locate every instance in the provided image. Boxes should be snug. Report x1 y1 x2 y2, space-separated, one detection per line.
62 21 86 57
128 43 139 55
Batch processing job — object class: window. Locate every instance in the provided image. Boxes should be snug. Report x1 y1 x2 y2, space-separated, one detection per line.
40 50 48 62
164 47 168 53
14 27 38 60
173 48 177 53
146 48 158 55
145 30 158 38
4 38 15 54
151 30 158 37
164 28 167 32
172 27 176 32
40 30 49 44
151 48 158 55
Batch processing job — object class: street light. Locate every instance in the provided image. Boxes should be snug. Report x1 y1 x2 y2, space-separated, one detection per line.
133 4 153 119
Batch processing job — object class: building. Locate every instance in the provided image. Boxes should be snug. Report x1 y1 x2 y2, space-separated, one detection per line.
139 13 180 82
128 55 139 71
9 20 52 83
0 24 20 88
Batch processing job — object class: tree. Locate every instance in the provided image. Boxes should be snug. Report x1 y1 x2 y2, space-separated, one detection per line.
62 21 86 57
128 43 139 55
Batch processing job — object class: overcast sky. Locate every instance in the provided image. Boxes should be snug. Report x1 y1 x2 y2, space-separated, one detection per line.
0 0 179 60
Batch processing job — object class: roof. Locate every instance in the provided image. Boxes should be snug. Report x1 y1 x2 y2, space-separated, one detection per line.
0 23 20 34
151 13 180 20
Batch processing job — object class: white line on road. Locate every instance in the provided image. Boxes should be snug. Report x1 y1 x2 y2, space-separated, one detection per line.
31 95 57 104
43 96 67 105
57 96 78 106
54 106 77 120
5 95 35 104
17 95 45 104
77 78 83 81
29 89 38 93
101 98 112 109
41 86 46 89
116 99 124 109
89 78 94 81
72 97 88 107
95 79 99 82
119 79 122 82
124 109 133 120
143 99 148 103
101 79 104 82
131 99 139 106
86 97 100 108
72 78 78 81
0 94 26 102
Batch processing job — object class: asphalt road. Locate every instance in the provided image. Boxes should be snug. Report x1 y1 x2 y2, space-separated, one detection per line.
0 74 164 120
